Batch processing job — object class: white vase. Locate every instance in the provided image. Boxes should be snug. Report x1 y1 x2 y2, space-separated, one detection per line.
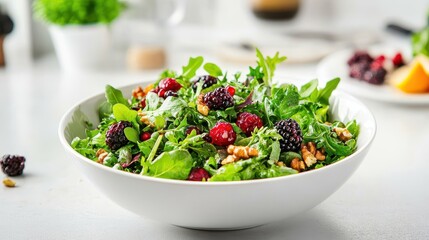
49 24 111 73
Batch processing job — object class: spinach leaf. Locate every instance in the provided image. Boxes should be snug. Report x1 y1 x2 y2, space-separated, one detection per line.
112 103 139 128
146 149 193 180
105 85 129 107
124 127 139 143
204 63 223 77
98 101 112 119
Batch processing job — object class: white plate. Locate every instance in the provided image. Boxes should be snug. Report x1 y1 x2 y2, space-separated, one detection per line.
317 46 429 105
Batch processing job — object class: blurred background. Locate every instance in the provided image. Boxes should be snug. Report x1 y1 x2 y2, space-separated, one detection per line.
0 0 427 73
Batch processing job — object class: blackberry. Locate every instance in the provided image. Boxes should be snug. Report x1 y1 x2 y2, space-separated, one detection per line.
349 62 370 80
203 87 234 110
347 51 373 66
106 121 133 150
0 155 25 176
185 126 201 135
275 119 303 152
363 67 386 85
192 75 218 91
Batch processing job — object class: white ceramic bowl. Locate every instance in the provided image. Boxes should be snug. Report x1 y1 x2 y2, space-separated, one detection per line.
58 82 376 230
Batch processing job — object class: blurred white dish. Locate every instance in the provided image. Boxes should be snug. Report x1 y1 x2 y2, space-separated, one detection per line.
317 46 429 105
59 81 376 230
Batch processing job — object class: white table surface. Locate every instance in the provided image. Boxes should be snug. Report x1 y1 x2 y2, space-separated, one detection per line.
1 45 429 240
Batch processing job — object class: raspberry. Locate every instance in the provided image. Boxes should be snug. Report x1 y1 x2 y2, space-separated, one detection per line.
159 78 182 92
363 67 387 85
187 167 211 181
203 87 234 110
192 75 218 91
0 155 25 176
347 51 374 66
349 62 370 80
275 119 303 152
158 89 166 98
392 52 405 68
236 112 263 136
140 132 152 141
226 86 235 96
106 121 133 150
209 122 236 146
185 126 201 135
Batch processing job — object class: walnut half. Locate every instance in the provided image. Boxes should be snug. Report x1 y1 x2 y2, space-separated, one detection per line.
221 145 259 165
333 127 352 142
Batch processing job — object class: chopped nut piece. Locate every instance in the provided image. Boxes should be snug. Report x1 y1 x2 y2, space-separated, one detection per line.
197 104 209 116
307 142 316 155
3 178 15 187
290 158 305 172
315 150 326 161
222 145 259 165
140 115 154 127
301 143 317 168
132 86 145 99
221 155 239 165
96 148 106 157
333 127 352 142
276 161 285 167
197 94 210 116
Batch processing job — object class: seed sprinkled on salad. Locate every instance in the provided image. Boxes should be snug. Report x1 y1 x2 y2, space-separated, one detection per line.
71 50 359 181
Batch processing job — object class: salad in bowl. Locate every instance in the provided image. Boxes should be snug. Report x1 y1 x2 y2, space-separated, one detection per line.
70 50 359 182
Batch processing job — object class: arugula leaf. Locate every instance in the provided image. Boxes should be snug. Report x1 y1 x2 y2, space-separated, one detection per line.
182 56 204 80
105 85 129 107
412 27 429 57
256 49 287 86
318 78 340 105
204 63 223 77
98 101 113 119
146 149 193 180
299 79 318 98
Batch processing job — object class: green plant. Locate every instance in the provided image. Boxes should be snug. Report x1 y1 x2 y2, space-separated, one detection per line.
33 0 125 25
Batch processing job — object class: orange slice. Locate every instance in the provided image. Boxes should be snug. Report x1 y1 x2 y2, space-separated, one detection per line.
390 56 429 93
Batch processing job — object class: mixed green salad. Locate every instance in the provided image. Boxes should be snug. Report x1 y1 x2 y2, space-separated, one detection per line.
71 50 359 181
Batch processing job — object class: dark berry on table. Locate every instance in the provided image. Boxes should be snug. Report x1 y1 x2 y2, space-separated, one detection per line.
0 155 25 176
363 67 387 85
159 78 182 92
192 75 218 91
349 62 370 80
187 167 211 181
392 52 405 68
275 119 303 152
347 51 374 66
209 122 236 146
140 132 152 141
106 121 133 150
236 112 263 136
226 86 235 96
203 87 234 110
374 55 385 63
185 126 201 135
164 90 178 98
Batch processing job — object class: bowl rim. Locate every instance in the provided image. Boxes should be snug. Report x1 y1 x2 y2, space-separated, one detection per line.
58 81 377 186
